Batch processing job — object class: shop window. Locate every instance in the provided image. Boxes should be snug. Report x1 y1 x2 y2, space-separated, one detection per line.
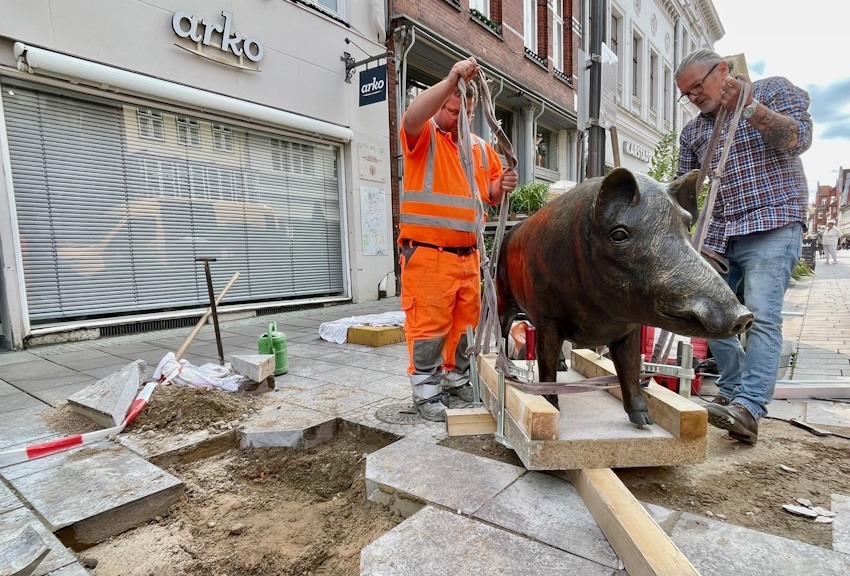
212 124 233 153
176 116 201 148
271 138 313 175
137 109 164 141
535 127 557 171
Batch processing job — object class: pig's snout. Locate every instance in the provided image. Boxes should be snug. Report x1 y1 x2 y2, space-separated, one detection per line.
732 311 754 334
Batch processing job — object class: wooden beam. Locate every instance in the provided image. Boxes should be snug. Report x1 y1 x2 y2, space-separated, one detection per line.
445 408 496 436
570 349 707 440
563 468 699 576
477 354 561 441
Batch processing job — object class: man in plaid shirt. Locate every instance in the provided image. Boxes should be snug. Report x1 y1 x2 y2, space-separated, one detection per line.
675 49 812 444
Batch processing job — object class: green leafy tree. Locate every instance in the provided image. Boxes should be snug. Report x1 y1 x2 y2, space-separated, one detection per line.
647 131 679 183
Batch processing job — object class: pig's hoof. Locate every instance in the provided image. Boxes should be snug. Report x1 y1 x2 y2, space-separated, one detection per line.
544 394 559 409
629 412 654 427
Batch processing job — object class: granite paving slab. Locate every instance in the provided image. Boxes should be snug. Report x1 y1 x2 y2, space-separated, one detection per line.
238 402 335 449
0 391 47 414
0 480 23 514
118 429 236 467
668 510 850 575
11 374 97 395
0 406 54 450
365 437 525 516
0 351 41 366
473 471 621 569
360 506 614 576
282 383 385 416
67 360 145 427
6 443 184 545
834 493 850 555
340 398 444 443
0 361 81 384
805 400 850 428
31 382 99 407
0 379 18 396
0 507 79 576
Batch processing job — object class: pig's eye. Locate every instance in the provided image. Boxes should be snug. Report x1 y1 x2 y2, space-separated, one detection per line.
610 227 630 244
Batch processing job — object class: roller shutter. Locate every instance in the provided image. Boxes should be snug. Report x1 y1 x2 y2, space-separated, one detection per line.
2 81 345 323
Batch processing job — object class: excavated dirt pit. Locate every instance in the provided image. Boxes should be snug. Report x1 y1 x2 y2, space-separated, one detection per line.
64 384 403 576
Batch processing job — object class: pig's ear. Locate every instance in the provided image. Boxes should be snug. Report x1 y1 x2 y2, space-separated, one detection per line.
594 168 640 226
670 170 701 225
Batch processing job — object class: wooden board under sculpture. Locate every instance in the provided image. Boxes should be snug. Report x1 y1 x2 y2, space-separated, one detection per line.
473 351 708 470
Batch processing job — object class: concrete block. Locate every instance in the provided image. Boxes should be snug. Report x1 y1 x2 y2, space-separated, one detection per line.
6 443 183 546
229 354 274 382
347 325 405 347
66 360 145 428
238 402 335 450
474 471 620 569
365 437 525 516
0 406 53 451
360 506 613 575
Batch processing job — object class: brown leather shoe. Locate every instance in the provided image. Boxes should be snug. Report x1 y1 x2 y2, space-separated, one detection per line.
705 402 758 445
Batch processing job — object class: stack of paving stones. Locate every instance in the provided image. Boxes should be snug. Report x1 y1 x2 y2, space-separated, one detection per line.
2 284 850 574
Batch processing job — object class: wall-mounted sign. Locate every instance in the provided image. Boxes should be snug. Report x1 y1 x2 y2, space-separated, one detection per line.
623 139 651 163
359 65 387 107
172 10 264 69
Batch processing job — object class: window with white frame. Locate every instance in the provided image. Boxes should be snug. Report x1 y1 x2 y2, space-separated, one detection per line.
176 116 201 147
308 0 343 18
663 67 672 124
649 52 658 112
212 124 233 152
552 0 564 72
524 0 537 53
632 32 642 101
470 0 489 16
137 109 164 141
610 13 622 97
271 138 313 174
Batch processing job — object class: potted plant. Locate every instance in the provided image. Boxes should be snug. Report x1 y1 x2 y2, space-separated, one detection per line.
508 181 549 219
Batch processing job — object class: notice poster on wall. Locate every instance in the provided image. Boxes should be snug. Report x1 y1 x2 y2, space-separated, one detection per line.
360 186 388 256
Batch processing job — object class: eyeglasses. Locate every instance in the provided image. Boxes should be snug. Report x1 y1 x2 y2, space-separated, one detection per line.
677 62 720 103
442 105 474 119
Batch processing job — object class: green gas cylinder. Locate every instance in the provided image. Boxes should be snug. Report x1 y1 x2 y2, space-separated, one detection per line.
258 322 288 375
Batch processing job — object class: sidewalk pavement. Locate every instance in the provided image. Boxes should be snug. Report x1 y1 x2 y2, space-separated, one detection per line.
2 256 850 575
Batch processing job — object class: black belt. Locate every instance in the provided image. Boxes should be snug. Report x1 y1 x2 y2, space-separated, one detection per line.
404 240 477 256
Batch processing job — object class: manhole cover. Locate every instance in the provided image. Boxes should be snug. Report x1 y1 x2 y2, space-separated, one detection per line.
375 403 422 425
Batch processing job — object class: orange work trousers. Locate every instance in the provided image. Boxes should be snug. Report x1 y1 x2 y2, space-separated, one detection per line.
399 244 480 401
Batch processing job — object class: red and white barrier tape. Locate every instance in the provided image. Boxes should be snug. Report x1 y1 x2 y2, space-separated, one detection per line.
0 367 179 467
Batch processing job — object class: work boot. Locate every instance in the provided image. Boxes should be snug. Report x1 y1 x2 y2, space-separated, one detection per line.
445 383 475 403
710 395 730 406
705 402 758 445
414 395 448 422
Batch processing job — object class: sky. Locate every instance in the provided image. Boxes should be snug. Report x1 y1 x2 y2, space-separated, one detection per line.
710 1 850 198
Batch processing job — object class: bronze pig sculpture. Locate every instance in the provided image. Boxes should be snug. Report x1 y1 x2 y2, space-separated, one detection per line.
497 168 753 426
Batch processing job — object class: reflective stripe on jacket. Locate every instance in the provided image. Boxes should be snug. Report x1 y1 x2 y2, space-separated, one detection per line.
399 119 502 247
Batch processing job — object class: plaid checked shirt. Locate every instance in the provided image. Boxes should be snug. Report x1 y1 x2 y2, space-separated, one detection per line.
676 76 813 254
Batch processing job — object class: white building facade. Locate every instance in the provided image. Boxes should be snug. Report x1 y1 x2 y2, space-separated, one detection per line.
0 0 395 349
602 0 724 173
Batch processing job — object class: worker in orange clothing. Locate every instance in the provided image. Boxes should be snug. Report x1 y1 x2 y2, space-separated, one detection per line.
399 56 518 422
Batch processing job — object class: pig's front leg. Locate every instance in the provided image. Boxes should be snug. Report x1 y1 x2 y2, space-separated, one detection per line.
535 318 563 409
608 329 653 427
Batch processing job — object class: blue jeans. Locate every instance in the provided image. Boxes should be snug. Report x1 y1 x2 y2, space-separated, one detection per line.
709 223 802 420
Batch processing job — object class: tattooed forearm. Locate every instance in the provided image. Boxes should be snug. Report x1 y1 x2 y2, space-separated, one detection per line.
750 107 799 150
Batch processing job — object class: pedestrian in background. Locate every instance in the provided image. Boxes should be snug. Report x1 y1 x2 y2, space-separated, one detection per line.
675 48 812 444
823 220 840 264
817 227 825 259
398 56 517 422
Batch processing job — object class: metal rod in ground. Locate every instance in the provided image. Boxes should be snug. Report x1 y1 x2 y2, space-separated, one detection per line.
197 257 224 365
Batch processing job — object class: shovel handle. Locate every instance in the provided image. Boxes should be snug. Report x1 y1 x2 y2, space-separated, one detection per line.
175 272 240 360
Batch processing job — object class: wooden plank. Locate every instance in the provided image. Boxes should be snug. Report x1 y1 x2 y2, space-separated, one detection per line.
347 325 405 347
444 408 496 436
570 349 707 440
564 468 699 576
477 354 561 441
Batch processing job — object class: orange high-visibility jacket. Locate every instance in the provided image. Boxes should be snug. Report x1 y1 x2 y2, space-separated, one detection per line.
399 119 503 248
